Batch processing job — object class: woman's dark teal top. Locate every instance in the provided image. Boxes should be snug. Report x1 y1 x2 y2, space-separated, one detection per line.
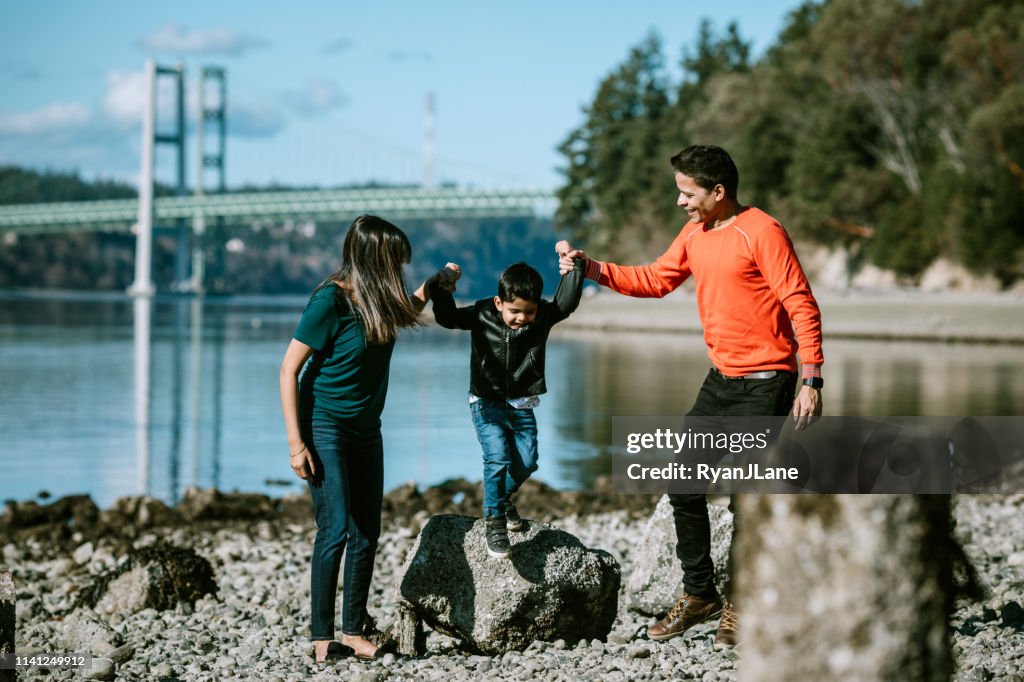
294 283 395 432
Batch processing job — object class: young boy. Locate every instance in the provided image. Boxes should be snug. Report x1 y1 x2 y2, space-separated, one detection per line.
428 246 584 557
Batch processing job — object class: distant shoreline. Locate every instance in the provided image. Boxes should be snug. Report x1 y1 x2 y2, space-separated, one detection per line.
5 286 1024 344
554 288 1024 345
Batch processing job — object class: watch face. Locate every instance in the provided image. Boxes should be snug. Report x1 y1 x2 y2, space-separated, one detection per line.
803 377 823 389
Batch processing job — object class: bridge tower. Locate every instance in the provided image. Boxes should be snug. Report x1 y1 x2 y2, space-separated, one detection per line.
190 66 227 294
130 60 186 296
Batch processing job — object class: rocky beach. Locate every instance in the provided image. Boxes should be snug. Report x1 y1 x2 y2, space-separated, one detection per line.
3 286 1023 680
2 480 1023 681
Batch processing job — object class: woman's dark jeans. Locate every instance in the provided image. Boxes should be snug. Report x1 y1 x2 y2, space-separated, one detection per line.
669 369 797 599
307 416 383 639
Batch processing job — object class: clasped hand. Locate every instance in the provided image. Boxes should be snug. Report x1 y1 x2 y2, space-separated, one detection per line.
555 240 585 275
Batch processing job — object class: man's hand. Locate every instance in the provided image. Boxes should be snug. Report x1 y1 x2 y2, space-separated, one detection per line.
557 242 586 275
792 385 822 431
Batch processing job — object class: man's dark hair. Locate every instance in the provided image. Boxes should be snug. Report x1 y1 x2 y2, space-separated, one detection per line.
670 145 739 199
497 262 543 303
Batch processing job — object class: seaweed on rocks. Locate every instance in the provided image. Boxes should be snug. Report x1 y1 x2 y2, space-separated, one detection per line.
74 542 217 613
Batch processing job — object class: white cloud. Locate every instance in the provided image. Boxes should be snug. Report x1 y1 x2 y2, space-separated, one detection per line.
137 23 269 56
103 69 149 126
283 80 348 116
102 69 184 127
0 102 90 134
101 68 284 137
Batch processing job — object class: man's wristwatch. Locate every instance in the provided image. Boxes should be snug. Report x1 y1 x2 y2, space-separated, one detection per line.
802 377 824 390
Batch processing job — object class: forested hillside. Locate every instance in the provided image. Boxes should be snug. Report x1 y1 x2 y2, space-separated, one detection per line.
556 0 1024 284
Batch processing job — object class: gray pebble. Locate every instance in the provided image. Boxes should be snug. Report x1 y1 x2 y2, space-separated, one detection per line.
107 644 135 664
214 654 236 668
151 662 174 677
351 672 382 682
82 658 115 681
627 644 652 659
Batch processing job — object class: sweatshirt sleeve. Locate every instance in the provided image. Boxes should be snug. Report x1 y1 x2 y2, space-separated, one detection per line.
752 223 824 370
589 226 693 297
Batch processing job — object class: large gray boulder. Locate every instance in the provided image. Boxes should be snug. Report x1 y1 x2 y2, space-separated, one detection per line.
395 514 621 655
626 495 733 616
79 543 217 614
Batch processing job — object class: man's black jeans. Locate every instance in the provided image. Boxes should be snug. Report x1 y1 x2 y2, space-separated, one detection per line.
669 368 797 599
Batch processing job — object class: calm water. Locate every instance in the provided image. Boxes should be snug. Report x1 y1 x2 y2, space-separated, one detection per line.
2 294 1022 508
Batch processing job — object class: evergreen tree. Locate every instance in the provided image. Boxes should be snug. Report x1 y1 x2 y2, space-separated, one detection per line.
555 0 1024 283
556 33 673 261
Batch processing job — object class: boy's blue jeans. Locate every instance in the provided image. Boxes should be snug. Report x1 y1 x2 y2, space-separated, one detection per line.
306 416 383 640
470 398 539 518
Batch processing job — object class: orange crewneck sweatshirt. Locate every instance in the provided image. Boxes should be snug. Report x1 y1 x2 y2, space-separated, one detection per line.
588 207 823 377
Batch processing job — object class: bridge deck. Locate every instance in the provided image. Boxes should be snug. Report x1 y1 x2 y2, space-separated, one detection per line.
0 187 556 235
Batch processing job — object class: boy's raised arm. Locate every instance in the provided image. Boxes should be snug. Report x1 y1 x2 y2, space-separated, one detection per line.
428 263 475 330
550 241 584 321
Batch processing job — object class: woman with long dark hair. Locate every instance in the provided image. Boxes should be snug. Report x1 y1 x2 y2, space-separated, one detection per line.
280 214 441 662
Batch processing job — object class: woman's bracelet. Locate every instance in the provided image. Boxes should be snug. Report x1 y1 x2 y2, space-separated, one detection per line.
290 445 307 457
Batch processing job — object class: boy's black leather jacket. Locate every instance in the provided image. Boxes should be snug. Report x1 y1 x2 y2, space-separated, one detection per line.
428 259 584 401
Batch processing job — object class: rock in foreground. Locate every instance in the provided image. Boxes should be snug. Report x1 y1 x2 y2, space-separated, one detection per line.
627 495 733 616
78 543 217 614
396 514 620 655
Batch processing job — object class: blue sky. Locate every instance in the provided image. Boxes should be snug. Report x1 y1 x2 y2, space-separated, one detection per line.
0 1 806 191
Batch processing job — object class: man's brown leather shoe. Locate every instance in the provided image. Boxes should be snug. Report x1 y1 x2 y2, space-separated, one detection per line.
647 592 724 641
713 599 738 650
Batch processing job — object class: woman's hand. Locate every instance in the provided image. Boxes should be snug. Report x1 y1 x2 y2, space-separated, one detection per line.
289 443 316 480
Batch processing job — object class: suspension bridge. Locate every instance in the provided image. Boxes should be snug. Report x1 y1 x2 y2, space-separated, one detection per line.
0 186 557 235
0 61 559 294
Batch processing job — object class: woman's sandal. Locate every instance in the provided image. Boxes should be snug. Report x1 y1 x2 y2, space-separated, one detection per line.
313 641 354 664
354 647 386 661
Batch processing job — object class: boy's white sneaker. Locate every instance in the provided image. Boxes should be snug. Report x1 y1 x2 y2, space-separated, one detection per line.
485 516 510 558
505 504 525 532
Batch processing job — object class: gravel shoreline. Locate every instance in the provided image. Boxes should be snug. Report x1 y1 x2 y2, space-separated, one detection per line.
3 485 1023 681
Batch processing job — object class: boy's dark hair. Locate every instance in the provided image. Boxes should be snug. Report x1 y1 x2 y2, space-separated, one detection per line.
497 262 543 303
670 145 739 199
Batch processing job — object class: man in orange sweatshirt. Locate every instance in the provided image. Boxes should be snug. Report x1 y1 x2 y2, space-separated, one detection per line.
559 144 823 650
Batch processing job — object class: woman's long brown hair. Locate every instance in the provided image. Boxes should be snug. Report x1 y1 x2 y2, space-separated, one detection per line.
328 214 421 344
